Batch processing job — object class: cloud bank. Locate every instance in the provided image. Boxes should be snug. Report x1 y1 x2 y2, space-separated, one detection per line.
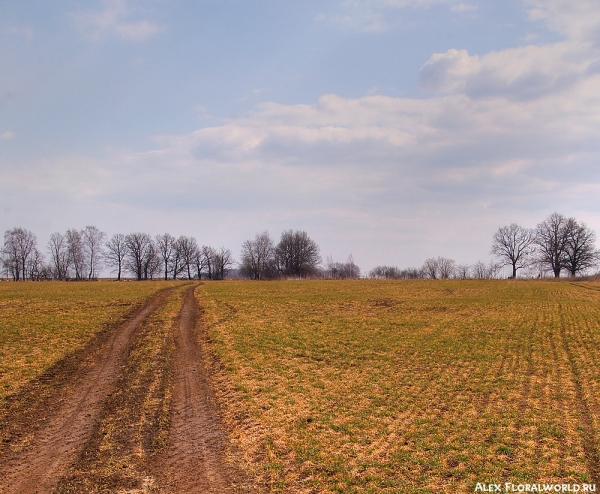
4 0 600 269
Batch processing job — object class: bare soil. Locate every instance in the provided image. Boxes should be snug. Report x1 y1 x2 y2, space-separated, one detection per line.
152 286 253 493
0 284 255 493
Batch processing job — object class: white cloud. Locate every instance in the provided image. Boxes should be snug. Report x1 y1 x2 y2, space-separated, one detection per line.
526 0 600 42
0 131 15 141
32 77 600 223
11 73 599 266
419 49 480 93
420 42 600 98
70 0 162 42
5 75 600 268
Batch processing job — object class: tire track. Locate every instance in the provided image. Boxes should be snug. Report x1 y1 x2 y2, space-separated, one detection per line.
0 287 175 494
154 285 252 493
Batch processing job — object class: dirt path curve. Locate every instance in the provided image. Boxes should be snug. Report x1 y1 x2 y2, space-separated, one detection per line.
155 285 253 493
0 288 174 494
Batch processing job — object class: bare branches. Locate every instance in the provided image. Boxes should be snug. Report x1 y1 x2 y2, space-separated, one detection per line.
239 231 276 280
421 257 455 279
535 212 569 278
275 230 321 278
105 234 126 281
200 246 234 280
83 226 106 280
3 213 598 282
325 254 361 280
48 233 70 280
155 233 176 280
2 228 37 281
124 233 153 280
563 218 600 276
491 223 535 278
534 213 600 277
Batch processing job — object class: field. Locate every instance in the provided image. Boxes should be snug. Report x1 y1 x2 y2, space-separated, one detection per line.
199 280 600 492
1 279 600 493
0 281 180 399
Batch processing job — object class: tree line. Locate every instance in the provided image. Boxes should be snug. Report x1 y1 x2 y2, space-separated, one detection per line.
3 213 598 282
1 227 234 281
367 258 502 280
1 227 324 282
238 230 322 279
367 212 600 280
490 212 599 278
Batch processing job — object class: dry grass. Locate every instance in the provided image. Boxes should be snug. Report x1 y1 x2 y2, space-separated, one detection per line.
56 283 190 493
0 281 180 400
200 279 600 493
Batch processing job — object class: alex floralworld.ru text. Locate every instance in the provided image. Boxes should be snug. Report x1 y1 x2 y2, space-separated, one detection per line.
475 483 597 492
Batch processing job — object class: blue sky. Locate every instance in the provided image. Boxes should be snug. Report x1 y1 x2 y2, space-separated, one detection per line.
2 0 600 272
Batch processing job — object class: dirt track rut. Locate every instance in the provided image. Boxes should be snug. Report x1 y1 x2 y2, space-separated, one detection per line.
154 286 251 492
0 284 252 493
0 288 174 494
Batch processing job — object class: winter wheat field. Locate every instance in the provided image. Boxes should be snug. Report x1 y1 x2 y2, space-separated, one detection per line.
1 279 599 493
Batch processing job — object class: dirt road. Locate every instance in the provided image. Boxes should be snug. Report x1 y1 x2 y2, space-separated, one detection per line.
0 284 253 493
154 286 251 493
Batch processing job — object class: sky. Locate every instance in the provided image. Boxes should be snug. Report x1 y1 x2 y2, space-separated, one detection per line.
2 0 600 273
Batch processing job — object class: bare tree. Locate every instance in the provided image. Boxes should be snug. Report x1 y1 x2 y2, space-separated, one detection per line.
369 266 395 279
437 257 455 279
369 266 422 279
563 218 600 276
324 254 361 279
83 225 105 280
491 223 535 278
201 245 217 280
198 246 234 280
275 230 321 278
66 229 87 280
27 248 46 281
47 232 70 280
193 246 207 280
143 241 161 280
125 233 153 280
535 212 569 278
170 237 186 279
404 268 422 279
2 227 37 281
455 264 470 279
471 260 500 279
486 261 502 279
175 236 200 279
239 231 276 280
421 258 439 279
156 233 176 280
472 261 487 279
471 261 485 279
421 257 454 279
345 254 360 279
213 247 234 280
105 234 127 281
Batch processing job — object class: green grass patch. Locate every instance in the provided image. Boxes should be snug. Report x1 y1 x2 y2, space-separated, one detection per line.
0 281 182 399
200 279 600 493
